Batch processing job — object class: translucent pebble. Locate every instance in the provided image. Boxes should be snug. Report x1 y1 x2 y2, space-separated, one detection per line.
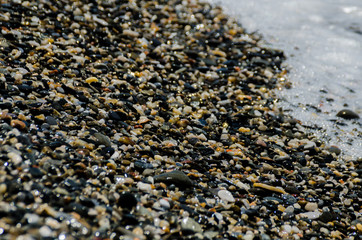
218 189 235 203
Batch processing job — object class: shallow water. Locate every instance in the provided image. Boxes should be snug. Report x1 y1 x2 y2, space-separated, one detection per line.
207 0 362 158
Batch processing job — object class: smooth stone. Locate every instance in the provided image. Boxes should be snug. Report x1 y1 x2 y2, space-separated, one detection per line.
7 152 22 165
142 169 154 176
137 182 152 192
118 192 138 210
29 167 43 178
327 145 341 155
318 210 338 223
336 109 359 119
204 231 219 239
39 226 52 237
300 211 321 220
218 189 235 203
153 170 193 187
94 132 112 147
134 160 154 171
45 116 58 125
285 206 294 213
305 202 318 211
180 217 202 233
159 199 170 210
281 224 292 234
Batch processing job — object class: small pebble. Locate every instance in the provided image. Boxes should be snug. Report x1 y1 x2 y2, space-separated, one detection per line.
118 192 138 210
180 217 202 233
305 202 318 211
137 182 152 192
218 189 235 203
336 109 359 119
159 199 170 210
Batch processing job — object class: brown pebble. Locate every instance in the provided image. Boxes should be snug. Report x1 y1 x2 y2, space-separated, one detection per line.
11 119 26 130
119 136 135 145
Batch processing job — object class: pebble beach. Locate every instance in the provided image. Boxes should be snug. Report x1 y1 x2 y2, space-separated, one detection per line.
0 0 361 239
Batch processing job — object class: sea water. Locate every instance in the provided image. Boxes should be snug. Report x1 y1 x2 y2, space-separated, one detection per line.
207 0 362 159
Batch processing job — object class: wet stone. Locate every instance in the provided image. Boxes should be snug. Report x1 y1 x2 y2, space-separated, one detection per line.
327 145 342 155
94 132 112 147
45 116 58 125
29 167 43 178
118 192 138 210
181 217 203 234
319 210 339 223
218 189 235 203
153 170 193 187
336 109 359 119
134 160 154 172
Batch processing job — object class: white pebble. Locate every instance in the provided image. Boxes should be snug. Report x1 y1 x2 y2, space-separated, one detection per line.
14 72 23 80
218 189 235 203
7 152 22 165
137 182 152 192
285 206 294 213
281 224 292 233
39 226 52 237
183 106 192 114
299 210 321 220
123 29 139 38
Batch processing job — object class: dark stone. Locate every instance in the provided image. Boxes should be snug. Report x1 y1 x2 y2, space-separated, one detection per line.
45 116 58 125
29 167 43 178
118 192 138 210
134 160 153 172
327 145 341 155
281 194 298 205
336 109 359 119
153 170 193 187
16 191 35 204
318 210 339 223
64 202 89 216
121 214 139 225
63 179 82 191
109 111 129 121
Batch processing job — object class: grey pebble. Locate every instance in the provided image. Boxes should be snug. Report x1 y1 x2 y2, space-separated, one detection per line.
153 170 193 187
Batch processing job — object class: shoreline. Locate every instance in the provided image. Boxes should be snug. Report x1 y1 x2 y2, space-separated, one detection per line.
0 0 361 239
206 0 362 159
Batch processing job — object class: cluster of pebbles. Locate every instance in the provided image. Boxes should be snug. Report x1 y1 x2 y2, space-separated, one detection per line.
0 0 361 239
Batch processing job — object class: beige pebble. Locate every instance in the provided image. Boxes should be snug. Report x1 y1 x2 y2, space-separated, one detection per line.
304 202 318 211
253 182 286 194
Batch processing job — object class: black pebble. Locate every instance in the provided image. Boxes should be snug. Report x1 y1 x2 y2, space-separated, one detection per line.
118 192 138 210
29 167 43 178
16 191 35 204
318 210 339 223
336 109 359 119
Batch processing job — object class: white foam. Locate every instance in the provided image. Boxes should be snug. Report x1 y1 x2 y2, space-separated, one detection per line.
207 0 362 158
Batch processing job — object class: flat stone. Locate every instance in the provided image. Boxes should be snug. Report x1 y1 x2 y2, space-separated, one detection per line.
153 170 193 187
299 211 321 220
94 132 112 147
